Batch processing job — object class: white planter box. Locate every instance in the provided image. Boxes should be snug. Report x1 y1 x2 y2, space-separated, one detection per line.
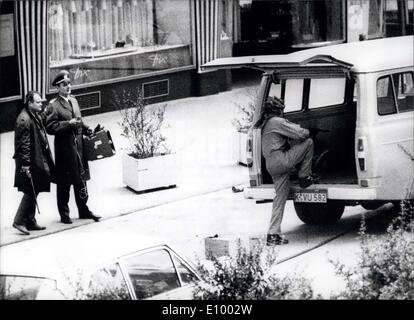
122 152 178 192
232 131 248 166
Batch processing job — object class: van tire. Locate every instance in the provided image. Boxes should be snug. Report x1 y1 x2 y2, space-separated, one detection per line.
360 201 385 211
294 201 345 225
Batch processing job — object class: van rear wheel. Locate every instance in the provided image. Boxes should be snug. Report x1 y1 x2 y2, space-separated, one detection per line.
360 201 385 211
294 201 345 225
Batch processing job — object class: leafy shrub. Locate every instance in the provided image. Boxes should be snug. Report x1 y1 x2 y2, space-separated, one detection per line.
231 89 257 133
112 87 169 159
193 240 314 300
59 269 131 300
332 203 414 300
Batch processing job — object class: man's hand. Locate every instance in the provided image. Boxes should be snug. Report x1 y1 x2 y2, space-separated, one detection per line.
69 117 82 128
21 166 31 178
85 127 94 137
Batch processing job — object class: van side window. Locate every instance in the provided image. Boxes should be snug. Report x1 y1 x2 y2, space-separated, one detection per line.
283 79 304 112
268 81 282 101
377 75 397 115
308 78 346 109
377 72 414 115
395 72 414 113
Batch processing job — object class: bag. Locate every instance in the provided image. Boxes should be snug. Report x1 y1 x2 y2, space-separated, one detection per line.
83 129 116 161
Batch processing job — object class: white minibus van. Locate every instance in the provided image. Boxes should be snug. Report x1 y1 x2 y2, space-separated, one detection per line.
203 36 414 225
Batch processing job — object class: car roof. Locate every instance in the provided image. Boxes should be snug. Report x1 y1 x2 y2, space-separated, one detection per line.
0 231 177 281
202 36 414 73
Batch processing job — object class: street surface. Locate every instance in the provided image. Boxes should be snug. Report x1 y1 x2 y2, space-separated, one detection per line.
1 185 397 298
0 80 398 299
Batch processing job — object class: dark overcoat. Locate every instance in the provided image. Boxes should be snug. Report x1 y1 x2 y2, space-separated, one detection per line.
14 108 55 194
45 95 90 185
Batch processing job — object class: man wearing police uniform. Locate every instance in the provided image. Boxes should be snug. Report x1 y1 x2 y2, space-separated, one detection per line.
45 70 101 224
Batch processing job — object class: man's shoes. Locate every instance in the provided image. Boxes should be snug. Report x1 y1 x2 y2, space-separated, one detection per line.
79 212 101 222
266 234 289 246
26 223 46 231
60 217 73 224
13 223 30 235
299 174 320 188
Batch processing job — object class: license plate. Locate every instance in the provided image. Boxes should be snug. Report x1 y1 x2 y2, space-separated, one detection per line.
294 189 327 203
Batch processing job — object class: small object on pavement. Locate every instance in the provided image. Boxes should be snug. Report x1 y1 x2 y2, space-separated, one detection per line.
256 199 273 204
232 186 244 193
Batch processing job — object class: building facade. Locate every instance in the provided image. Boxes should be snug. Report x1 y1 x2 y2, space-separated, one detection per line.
0 0 412 132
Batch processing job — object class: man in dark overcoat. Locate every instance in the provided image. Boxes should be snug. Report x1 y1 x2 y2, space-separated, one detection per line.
45 70 101 224
13 91 55 235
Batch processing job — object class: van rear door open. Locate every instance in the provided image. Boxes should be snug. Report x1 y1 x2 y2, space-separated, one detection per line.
203 55 356 190
202 36 413 225
201 54 353 72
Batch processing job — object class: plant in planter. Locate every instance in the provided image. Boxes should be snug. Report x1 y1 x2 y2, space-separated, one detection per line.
112 87 177 192
231 89 256 166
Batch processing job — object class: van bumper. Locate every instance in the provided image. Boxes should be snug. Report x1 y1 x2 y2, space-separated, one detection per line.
243 184 377 201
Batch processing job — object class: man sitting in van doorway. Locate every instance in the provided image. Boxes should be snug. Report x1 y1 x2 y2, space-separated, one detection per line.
254 97 319 245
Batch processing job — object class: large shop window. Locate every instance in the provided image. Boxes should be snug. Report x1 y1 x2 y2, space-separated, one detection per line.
290 0 344 46
48 0 193 89
0 2 20 100
236 0 345 50
385 0 414 36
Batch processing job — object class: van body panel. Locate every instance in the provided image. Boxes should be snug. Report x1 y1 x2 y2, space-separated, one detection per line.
209 37 414 204
202 36 413 74
354 69 414 200
201 54 353 71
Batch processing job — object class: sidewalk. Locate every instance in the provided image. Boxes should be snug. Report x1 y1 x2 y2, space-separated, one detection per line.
0 85 258 246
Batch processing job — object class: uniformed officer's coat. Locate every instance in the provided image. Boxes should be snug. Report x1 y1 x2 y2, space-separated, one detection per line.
14 107 55 194
45 95 90 185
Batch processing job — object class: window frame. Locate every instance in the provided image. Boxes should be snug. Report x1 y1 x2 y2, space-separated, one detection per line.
267 72 350 115
46 0 195 93
376 71 414 116
115 246 198 300
0 274 59 300
395 71 414 113
0 2 22 102
87 262 133 300
308 77 347 110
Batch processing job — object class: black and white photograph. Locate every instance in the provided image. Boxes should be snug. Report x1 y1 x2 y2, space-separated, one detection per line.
0 0 413 310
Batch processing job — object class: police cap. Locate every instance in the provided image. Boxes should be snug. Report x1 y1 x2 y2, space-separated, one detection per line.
52 70 71 86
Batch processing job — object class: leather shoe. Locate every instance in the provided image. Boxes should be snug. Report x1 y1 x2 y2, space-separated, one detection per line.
13 223 30 235
299 174 320 188
26 223 46 231
266 234 289 246
60 217 73 224
79 213 101 222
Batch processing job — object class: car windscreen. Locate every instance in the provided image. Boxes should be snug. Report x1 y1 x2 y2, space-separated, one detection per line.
0 275 60 300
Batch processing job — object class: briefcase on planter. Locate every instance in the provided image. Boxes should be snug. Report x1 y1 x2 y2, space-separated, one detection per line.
84 130 116 161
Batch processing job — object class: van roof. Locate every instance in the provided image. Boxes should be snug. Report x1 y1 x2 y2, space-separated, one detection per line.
202 36 413 73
